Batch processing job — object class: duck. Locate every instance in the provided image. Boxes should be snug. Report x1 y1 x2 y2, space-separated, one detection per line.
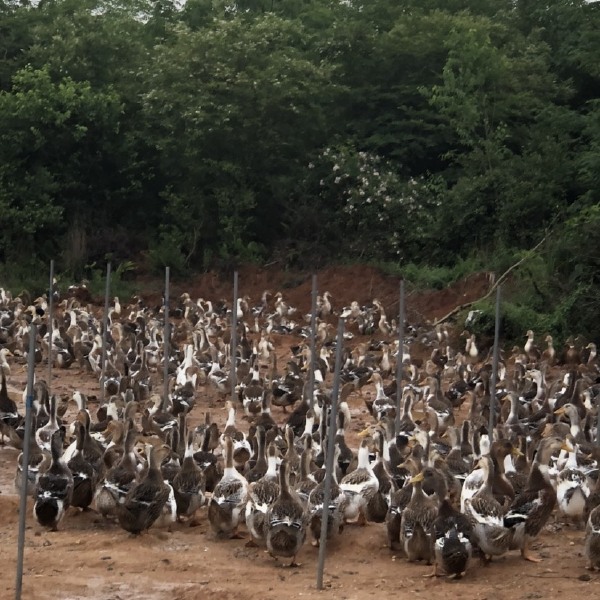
67 421 98 510
369 373 395 422
192 417 222 493
35 394 60 452
503 436 566 561
245 442 280 546
584 504 600 570
242 361 265 418
542 335 556 366
116 443 172 534
172 427 206 523
431 497 474 579
460 438 516 512
221 401 252 471
334 403 354 477
295 435 318 507
245 425 269 484
265 458 307 567
283 425 301 485
0 372 22 444
0 347 12 377
555 436 591 528
553 403 586 445
366 428 394 523
524 330 541 364
207 359 231 400
422 376 455 434
33 427 74 531
270 357 303 414
464 455 513 562
208 435 249 538
400 469 440 563
307 443 346 546
95 421 139 519
15 416 45 495
443 426 471 483
339 438 379 525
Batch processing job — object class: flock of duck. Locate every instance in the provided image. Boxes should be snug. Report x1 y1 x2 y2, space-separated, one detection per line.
1 284 600 578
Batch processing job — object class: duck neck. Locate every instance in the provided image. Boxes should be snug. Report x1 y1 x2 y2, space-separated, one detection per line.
278 460 291 497
357 442 371 470
225 406 236 429
223 438 235 475
565 448 578 470
265 452 278 479
503 453 516 474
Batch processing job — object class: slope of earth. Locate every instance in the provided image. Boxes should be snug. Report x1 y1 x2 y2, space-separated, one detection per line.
0 265 594 599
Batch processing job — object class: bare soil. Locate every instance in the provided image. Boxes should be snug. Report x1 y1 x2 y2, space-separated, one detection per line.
0 266 594 599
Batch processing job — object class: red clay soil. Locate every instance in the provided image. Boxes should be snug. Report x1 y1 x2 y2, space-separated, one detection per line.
0 266 593 600
163 264 493 324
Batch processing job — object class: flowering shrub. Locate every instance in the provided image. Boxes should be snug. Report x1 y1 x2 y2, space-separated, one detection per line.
310 144 441 260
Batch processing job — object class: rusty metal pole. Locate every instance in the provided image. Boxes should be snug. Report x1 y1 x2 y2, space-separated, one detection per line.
316 317 345 590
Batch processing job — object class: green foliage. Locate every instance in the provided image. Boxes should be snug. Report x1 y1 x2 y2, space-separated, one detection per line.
400 256 486 291
83 259 137 300
0 0 599 339
147 228 191 277
0 257 50 298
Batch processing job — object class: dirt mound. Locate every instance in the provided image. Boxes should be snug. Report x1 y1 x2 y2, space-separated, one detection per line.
155 264 494 325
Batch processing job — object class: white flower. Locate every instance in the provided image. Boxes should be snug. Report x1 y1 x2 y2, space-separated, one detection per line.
335 177 341 184
308 162 314 169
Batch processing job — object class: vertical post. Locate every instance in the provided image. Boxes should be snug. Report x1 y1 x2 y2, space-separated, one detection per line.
100 262 111 403
47 259 54 394
597 391 600 447
395 280 405 432
316 317 345 590
230 270 239 404
488 286 502 434
15 324 37 600
307 274 318 409
163 267 170 407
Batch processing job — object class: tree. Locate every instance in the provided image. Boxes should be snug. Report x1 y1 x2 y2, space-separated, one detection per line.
141 14 340 267
0 66 124 271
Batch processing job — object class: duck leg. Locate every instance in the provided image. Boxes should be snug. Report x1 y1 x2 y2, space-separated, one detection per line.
356 507 367 527
288 556 301 568
229 528 245 540
521 537 542 563
423 562 441 578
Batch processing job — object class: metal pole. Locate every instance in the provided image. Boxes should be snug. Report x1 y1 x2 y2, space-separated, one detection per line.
596 392 600 447
15 324 37 600
163 267 170 407
488 286 501 434
316 317 345 590
395 280 405 432
230 271 239 404
307 274 318 408
47 260 54 395
596 398 600 446
100 262 111 403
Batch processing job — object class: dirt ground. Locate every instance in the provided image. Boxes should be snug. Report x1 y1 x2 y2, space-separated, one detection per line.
0 267 596 599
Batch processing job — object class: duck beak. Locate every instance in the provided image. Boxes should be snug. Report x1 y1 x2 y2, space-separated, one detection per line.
357 426 372 439
511 447 523 458
409 472 425 484
554 406 566 416
561 442 573 453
